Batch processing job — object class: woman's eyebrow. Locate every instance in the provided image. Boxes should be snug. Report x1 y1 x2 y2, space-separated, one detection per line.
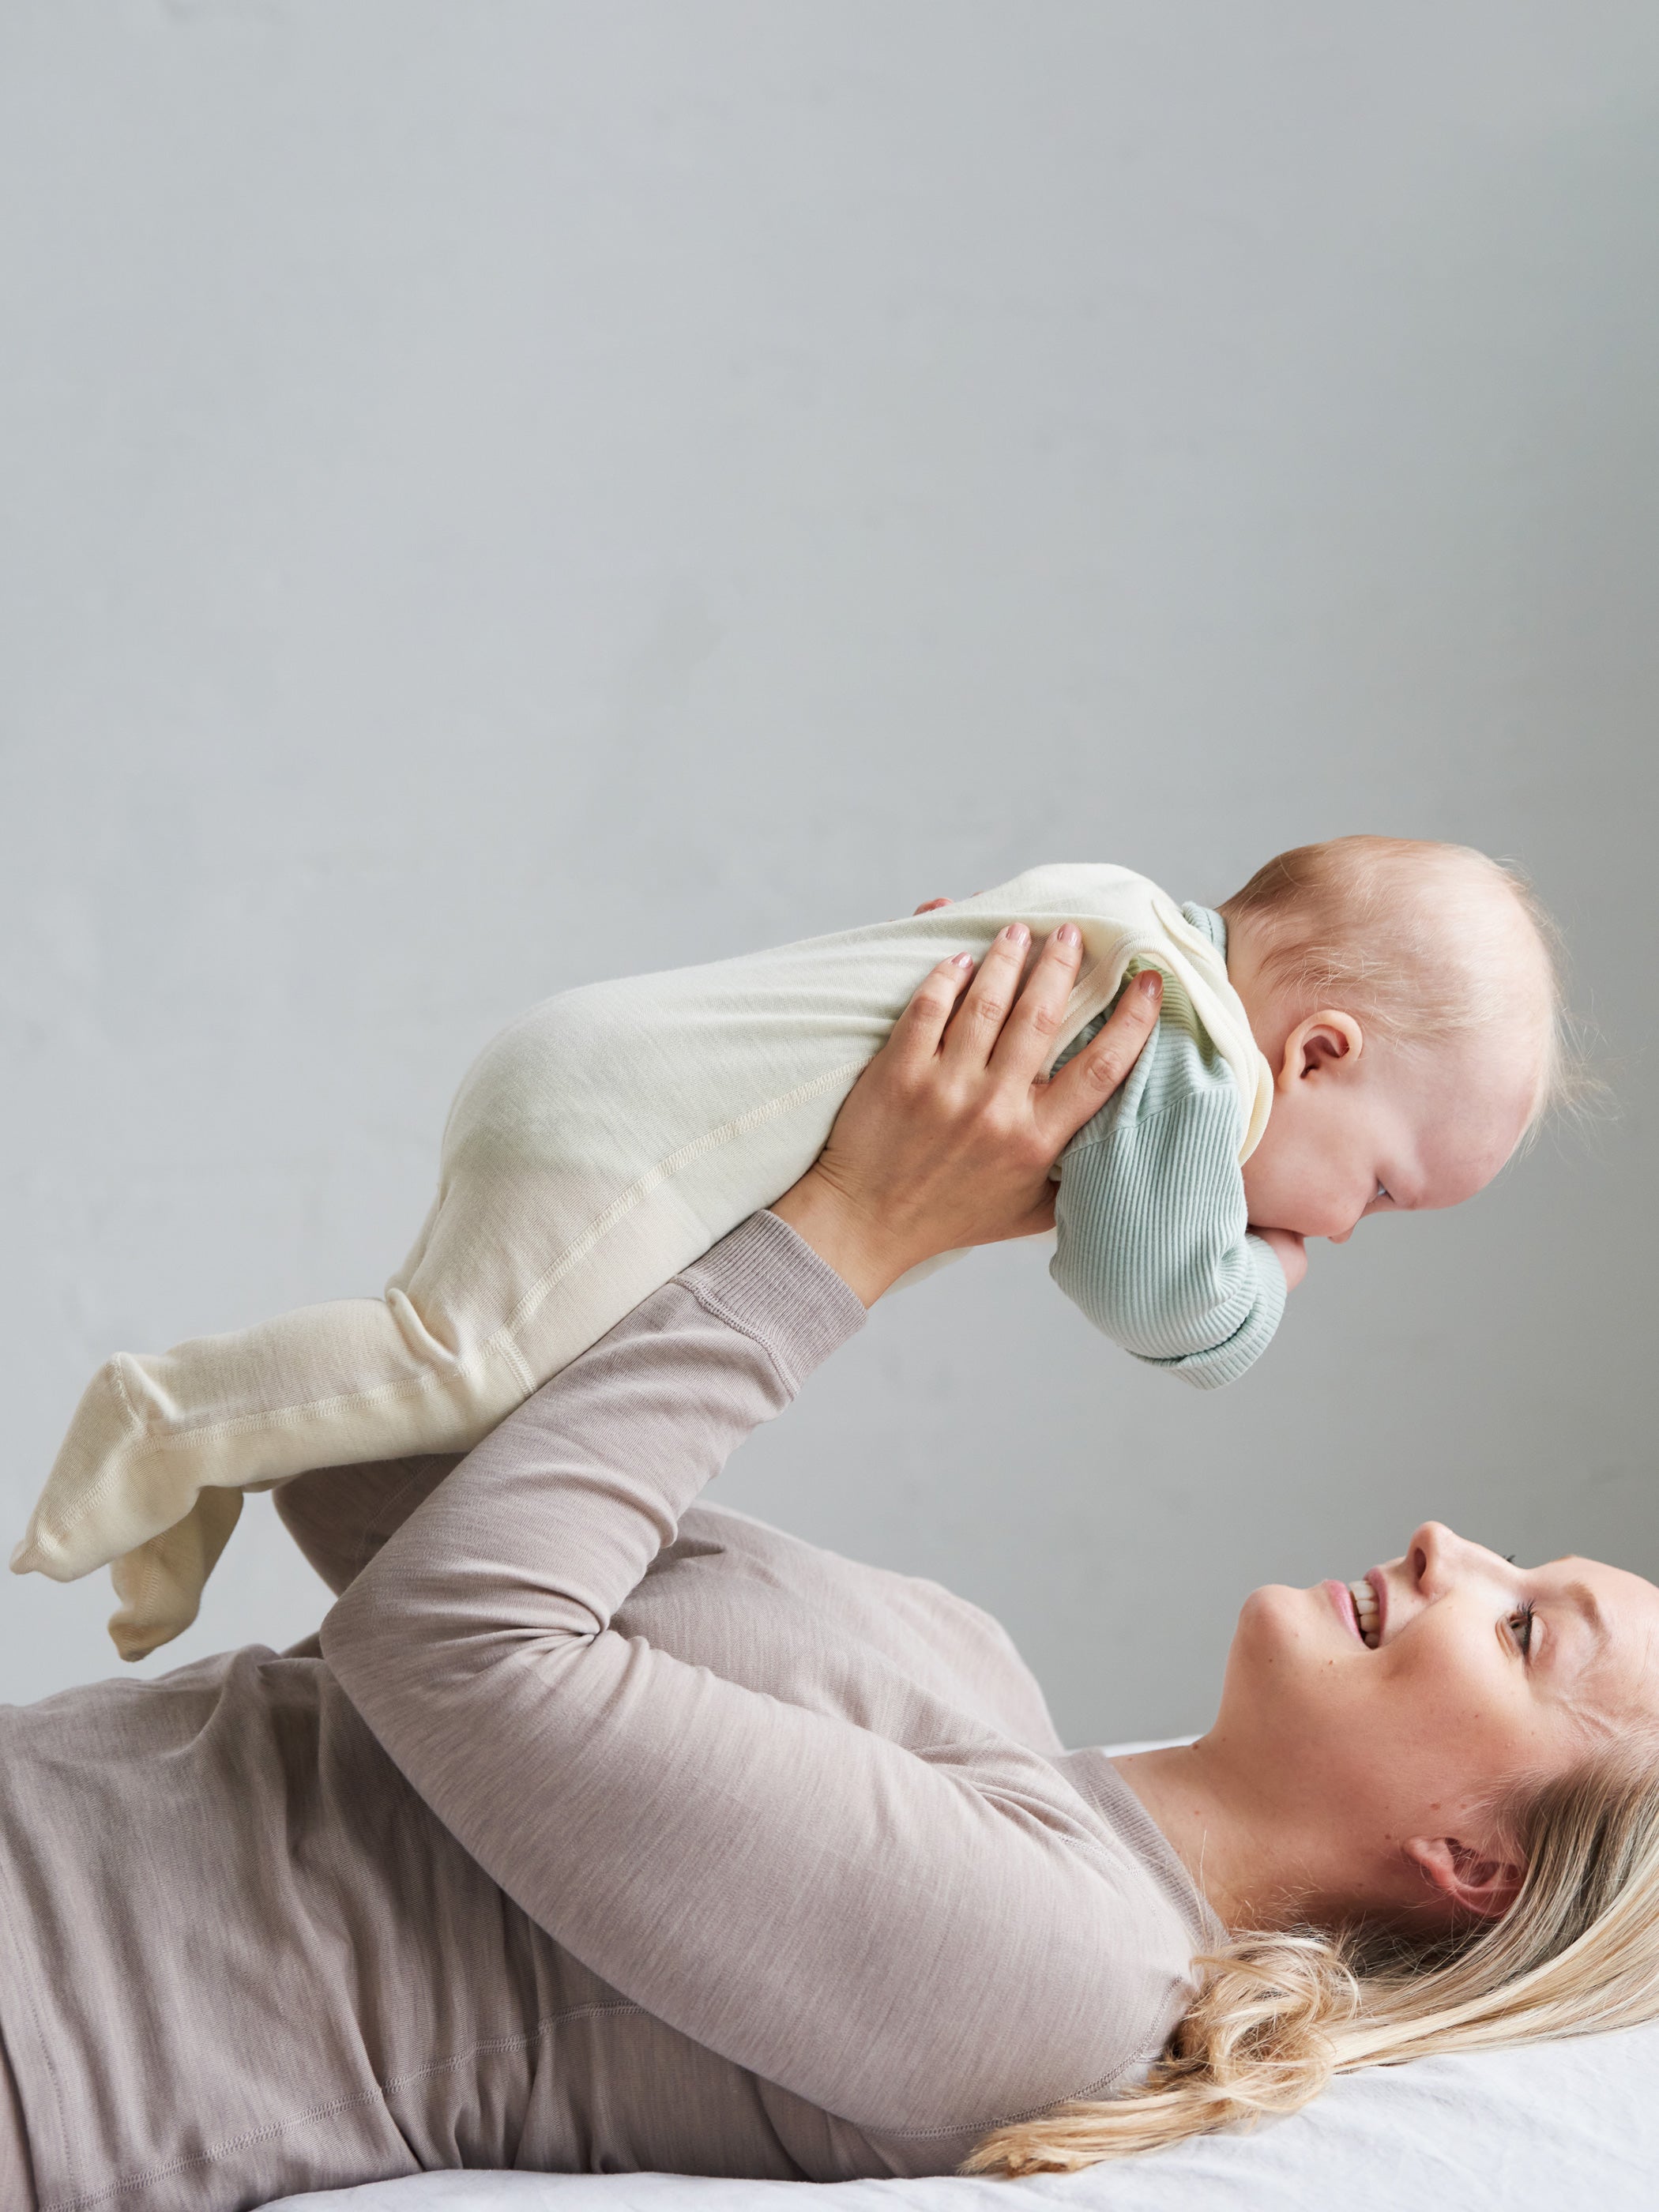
1561 1579 1610 1653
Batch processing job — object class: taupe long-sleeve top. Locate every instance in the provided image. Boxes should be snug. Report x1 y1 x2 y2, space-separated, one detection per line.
0 1213 1216 2212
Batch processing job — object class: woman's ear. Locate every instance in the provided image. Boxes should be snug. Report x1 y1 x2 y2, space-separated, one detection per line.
1277 1009 1365 1089
1403 1834 1526 1920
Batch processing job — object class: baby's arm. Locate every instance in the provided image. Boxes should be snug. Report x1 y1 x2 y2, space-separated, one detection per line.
1051 991 1288 1390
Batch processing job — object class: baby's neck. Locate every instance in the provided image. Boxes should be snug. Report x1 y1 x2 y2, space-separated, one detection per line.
1215 908 1277 1059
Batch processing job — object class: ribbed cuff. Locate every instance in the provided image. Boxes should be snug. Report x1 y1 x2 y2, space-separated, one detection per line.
1175 1231 1288 1390
675 1210 868 1392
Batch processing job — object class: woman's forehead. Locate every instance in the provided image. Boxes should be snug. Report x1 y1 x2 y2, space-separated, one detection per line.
1552 1557 1659 1715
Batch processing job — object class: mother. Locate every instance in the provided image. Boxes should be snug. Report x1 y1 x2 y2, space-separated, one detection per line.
4 928 1658 2211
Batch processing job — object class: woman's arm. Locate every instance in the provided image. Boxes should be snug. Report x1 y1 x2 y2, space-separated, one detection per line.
274 1453 464 1595
322 930 1168 2134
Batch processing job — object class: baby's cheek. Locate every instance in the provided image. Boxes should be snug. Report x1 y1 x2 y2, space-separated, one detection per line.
1251 1121 1371 1239
1242 1124 1310 1227
1240 1127 1281 1214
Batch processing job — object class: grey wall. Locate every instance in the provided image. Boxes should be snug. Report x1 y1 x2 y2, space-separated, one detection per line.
2 1 1657 1744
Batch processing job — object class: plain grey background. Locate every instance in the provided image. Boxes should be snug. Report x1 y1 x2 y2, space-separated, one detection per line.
2 1 1655 1744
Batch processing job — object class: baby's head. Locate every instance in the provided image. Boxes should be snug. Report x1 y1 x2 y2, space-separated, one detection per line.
1219 836 1574 1246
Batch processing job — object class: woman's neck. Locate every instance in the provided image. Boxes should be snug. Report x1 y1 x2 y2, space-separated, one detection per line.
1110 1740 1319 1933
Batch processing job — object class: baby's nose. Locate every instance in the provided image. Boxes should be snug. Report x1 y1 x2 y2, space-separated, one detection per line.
1328 1224 1353 1245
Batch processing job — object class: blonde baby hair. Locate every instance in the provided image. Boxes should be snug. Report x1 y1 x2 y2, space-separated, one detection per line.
1216 834 1583 1129
967 1747 1659 2172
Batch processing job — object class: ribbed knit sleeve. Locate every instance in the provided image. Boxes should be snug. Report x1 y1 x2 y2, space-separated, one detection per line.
1051 912 1285 1390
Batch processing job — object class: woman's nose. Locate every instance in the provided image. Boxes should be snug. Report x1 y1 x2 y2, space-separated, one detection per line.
1406 1520 1464 1592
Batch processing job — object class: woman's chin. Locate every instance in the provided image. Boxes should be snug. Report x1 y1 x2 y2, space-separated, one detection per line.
1232 1582 1305 1645
1223 1582 1343 1694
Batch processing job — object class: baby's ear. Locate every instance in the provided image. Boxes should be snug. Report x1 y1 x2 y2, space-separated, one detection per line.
1281 1009 1365 1082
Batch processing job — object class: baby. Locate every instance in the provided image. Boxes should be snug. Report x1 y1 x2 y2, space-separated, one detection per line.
13 835 1567 1661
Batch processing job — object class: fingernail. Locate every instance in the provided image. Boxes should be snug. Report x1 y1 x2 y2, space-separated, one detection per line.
953 951 975 969
1004 923 1029 948
1055 923 1081 948
1138 970 1162 997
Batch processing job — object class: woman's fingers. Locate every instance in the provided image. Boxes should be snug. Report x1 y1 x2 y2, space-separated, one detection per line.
941 923 1033 1066
1035 968 1162 1153
891 950 976 1065
987 923 1085 1083
771 924 1162 1300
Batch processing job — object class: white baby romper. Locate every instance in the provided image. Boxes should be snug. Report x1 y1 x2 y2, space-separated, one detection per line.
13 863 1270 1657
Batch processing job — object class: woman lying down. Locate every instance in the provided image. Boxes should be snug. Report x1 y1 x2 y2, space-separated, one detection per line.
2 929 1657 2211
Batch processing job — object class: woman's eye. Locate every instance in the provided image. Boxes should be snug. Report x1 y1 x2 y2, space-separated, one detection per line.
1508 1601 1537 1657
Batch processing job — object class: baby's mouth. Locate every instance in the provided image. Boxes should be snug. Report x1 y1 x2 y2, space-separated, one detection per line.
1348 1578 1380 1649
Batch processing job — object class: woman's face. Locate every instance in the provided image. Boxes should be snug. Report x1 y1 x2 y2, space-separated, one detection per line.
1209 1522 1659 1925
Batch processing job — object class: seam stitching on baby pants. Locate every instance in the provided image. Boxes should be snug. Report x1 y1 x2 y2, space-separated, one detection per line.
39 1062 864 1551
491 1056 868 1344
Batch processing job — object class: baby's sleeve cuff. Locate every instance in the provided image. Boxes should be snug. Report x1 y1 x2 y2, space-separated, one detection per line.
1159 1230 1288 1391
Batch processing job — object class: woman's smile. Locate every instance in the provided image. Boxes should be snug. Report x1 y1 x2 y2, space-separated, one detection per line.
1321 1574 1382 1647
1323 1579 1366 1642
1352 1574 1382 1646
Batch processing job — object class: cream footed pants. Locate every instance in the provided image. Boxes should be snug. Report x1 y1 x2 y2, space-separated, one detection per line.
14 864 1270 1658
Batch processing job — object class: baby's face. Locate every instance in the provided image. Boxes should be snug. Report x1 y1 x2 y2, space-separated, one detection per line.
1240 1029 1536 1245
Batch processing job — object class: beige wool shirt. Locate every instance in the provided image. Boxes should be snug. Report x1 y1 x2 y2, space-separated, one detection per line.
0 1213 1216 2210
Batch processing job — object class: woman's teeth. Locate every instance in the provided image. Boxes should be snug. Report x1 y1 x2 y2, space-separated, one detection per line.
1349 1579 1380 1649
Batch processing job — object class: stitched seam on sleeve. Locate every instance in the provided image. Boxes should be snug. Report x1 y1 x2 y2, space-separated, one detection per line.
678 1274 799 1396
1064 1082 1240 1161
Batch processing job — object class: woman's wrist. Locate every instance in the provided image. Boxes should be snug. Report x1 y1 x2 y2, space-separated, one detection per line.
767 1168 916 1308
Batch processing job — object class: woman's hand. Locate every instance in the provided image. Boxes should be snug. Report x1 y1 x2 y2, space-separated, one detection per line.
770 925 1163 1305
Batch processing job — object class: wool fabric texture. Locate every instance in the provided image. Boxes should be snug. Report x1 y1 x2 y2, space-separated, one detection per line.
15 863 1273 1657
0 1213 1215 2210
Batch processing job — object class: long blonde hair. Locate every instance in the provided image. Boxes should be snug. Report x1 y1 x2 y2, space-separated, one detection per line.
966 1750 1659 2173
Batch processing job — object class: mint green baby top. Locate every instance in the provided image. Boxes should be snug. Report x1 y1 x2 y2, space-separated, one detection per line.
1053 903 1285 1390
